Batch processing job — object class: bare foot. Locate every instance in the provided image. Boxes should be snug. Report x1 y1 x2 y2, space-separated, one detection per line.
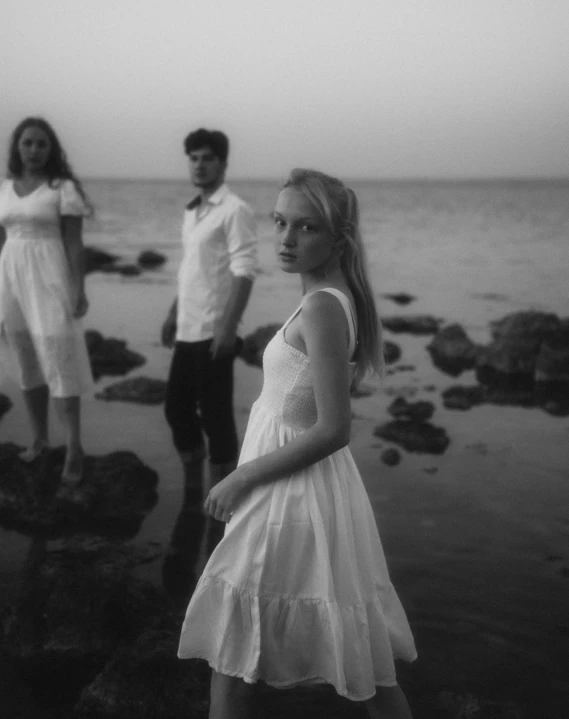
60 448 84 488
19 440 49 463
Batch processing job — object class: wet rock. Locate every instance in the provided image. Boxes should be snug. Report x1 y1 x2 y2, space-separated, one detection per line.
426 323 481 377
137 250 167 269
384 340 402 365
373 420 450 454
76 618 210 719
239 324 281 368
380 292 416 306
534 319 569 416
2 538 166 710
382 315 442 335
476 311 561 385
0 392 12 421
95 377 167 405
387 396 435 423
85 330 146 381
381 448 401 466
84 246 121 275
442 385 484 411
437 690 524 718
351 383 375 398
99 263 142 277
0 444 158 538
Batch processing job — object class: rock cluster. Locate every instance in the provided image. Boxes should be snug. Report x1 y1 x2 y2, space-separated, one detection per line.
375 396 450 456
85 330 146 381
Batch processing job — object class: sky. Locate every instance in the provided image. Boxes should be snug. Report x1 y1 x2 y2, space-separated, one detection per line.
1 0 568 180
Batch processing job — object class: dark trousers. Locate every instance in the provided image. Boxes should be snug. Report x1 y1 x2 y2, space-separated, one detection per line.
164 339 238 465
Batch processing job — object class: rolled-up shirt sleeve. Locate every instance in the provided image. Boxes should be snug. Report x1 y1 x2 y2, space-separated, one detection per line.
225 203 258 280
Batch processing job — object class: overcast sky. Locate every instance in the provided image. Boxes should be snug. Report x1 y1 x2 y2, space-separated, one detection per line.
1 0 568 180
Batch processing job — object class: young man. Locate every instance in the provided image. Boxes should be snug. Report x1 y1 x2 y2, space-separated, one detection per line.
162 128 257 501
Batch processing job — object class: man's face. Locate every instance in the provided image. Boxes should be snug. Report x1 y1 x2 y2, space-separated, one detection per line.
188 146 225 189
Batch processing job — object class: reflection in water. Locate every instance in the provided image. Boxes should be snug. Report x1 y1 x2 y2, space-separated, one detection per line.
162 460 225 610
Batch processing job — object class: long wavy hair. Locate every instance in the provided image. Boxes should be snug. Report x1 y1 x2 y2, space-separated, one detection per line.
282 168 384 386
7 116 93 214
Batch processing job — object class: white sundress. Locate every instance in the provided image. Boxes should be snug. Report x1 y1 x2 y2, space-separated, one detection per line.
0 179 93 397
178 287 417 701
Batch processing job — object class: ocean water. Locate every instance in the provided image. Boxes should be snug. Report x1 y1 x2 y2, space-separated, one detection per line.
1 178 569 716
84 177 569 335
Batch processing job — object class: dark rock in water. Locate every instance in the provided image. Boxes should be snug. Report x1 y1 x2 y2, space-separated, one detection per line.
76 618 210 719
84 246 121 275
384 340 401 365
437 690 524 718
380 292 416 306
137 250 167 268
381 448 401 466
426 323 481 377
95 376 167 405
374 420 450 454
351 383 375 398
99 263 142 277
442 385 484 411
85 330 146 380
382 315 442 335
387 396 435 423
474 311 569 415
2 538 166 711
0 444 158 538
0 392 12 421
239 324 281 368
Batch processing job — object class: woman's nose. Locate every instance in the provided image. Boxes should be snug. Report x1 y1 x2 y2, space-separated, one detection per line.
282 227 296 246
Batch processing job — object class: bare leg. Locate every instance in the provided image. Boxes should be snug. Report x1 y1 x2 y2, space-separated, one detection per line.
209 670 254 719
20 385 49 461
52 395 83 483
365 685 413 719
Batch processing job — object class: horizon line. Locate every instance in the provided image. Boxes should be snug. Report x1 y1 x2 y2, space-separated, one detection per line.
83 174 569 184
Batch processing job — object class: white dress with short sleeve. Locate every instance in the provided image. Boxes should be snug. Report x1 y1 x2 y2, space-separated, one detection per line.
0 179 93 397
178 288 417 702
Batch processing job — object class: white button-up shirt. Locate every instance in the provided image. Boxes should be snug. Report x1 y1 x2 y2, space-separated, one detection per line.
176 183 258 342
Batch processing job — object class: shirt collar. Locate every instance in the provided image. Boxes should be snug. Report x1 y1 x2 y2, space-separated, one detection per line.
187 183 228 211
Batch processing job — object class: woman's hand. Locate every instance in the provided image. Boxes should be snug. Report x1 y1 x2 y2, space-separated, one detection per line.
204 467 250 523
73 290 89 318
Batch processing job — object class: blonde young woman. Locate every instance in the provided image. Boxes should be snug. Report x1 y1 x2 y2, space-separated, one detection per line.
178 169 417 719
0 117 92 488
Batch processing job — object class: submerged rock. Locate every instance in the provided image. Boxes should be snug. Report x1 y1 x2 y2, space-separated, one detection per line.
0 392 12 422
99 263 142 277
95 377 167 405
0 444 158 538
442 385 485 411
84 246 121 275
85 330 146 381
387 396 435 423
426 323 481 377
137 250 167 268
1 538 166 712
76 618 210 719
380 292 416 306
381 448 401 466
239 324 281 368
382 315 441 335
384 340 402 365
374 420 450 454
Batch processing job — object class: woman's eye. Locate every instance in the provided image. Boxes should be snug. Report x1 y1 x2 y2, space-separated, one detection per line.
301 224 316 232
274 218 285 229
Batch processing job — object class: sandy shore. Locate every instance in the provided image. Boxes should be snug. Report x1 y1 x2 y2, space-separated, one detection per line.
1 248 569 717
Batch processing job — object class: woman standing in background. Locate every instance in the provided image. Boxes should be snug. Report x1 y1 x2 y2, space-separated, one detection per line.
0 117 93 489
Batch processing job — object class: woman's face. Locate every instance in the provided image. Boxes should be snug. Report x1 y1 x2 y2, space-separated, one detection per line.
273 187 336 277
17 126 51 174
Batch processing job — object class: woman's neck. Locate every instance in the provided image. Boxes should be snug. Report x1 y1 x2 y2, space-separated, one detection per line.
300 265 347 295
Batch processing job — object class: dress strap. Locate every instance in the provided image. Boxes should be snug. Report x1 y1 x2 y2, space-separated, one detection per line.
307 288 358 360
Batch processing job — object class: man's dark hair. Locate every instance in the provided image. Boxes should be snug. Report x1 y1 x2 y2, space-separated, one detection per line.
183 128 229 162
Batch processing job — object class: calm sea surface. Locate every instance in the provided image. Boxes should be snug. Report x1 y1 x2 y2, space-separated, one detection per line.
1 178 568 716
84 177 569 333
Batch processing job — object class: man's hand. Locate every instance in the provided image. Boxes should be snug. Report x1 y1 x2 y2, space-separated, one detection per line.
161 315 177 348
210 325 237 359
73 290 89 319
